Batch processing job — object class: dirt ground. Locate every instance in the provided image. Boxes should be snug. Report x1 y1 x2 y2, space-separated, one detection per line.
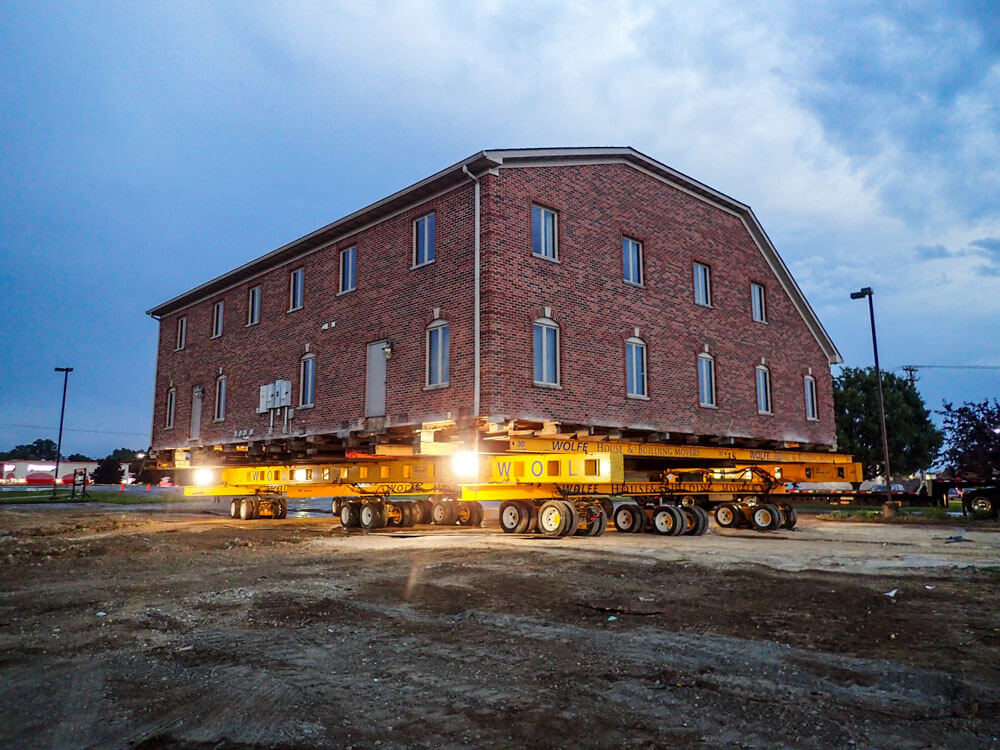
1 503 998 749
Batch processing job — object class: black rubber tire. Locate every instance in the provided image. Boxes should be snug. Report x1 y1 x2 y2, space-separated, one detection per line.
431 500 457 526
564 501 583 537
751 505 778 531
634 503 648 532
715 502 740 528
386 503 403 527
585 504 605 536
680 495 697 508
229 498 241 519
764 503 783 531
239 497 255 521
613 504 644 533
690 506 710 536
680 506 698 535
665 505 686 536
651 506 675 535
340 501 360 528
594 512 608 536
277 498 288 519
401 502 414 527
456 501 484 527
538 500 569 536
359 502 381 530
968 494 997 519
782 505 798 529
331 498 342 517
467 501 484 528
499 500 528 533
420 499 435 524
600 497 614 522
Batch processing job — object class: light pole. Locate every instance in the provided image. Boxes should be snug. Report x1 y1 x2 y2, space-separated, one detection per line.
849 287 893 506
53 367 73 499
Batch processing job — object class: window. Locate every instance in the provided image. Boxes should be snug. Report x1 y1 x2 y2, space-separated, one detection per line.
247 285 261 326
211 301 224 338
165 388 176 429
751 283 767 323
426 321 449 387
289 268 304 311
532 318 560 385
756 365 772 414
623 237 643 286
414 213 435 267
339 247 356 294
300 354 316 407
531 204 558 260
804 375 818 420
697 354 716 407
175 316 187 350
694 262 712 306
626 338 647 397
214 376 226 422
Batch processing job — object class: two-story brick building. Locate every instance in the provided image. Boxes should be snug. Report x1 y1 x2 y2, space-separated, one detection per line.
147 147 841 469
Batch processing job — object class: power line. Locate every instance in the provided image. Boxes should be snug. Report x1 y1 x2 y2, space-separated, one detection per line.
0 423 148 438
895 365 1000 370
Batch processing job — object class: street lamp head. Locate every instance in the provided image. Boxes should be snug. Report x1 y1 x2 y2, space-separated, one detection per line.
850 287 873 300
54 367 73 373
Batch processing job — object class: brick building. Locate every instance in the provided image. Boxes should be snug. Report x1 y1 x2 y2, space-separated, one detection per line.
147 148 841 467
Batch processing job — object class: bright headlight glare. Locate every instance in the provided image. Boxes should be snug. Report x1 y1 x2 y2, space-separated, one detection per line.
194 468 215 486
293 468 307 481
451 451 479 479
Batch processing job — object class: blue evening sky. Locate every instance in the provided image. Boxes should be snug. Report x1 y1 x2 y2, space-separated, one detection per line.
1 1 997 458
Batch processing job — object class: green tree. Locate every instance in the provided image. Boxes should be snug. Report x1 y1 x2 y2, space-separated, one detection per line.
67 453 92 461
108 448 140 462
0 438 59 460
938 399 1000 479
833 367 942 478
91 456 123 485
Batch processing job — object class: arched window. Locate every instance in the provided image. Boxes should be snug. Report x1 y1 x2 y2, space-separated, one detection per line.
697 354 716 407
626 337 647 397
756 365 772 414
165 388 176 429
300 354 316 407
804 375 818 420
426 319 450 387
532 317 560 386
214 376 227 422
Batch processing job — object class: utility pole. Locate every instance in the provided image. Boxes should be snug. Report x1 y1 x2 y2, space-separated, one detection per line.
53 367 73 499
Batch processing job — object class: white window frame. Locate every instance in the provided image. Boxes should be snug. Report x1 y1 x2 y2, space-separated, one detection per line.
697 353 716 408
247 285 261 326
288 267 304 311
625 338 648 398
211 300 224 338
751 282 767 323
623 236 644 286
175 316 187 351
299 354 316 408
339 247 356 294
165 388 176 429
804 375 818 421
694 262 712 307
425 320 449 388
532 317 560 386
413 213 436 268
214 375 226 422
531 204 558 261
756 365 772 415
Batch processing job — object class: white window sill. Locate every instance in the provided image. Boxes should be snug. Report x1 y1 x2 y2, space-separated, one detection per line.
298 403 315 410
532 253 560 264
174 347 185 352
806 416 819 422
246 321 259 327
213 418 225 423
753 318 768 325
699 403 718 410
336 288 355 297
164 426 174 431
411 260 435 270
210 334 222 340
533 381 562 389
627 393 650 401
624 280 645 289
757 410 773 416
695 302 713 309
423 382 449 391
287 305 303 313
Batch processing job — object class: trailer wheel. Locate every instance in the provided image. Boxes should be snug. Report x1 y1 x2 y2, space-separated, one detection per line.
276 498 288 519
538 500 568 536
412 499 430 524
585 505 606 536
651 506 678 535
680 495 697 508
564 501 584 536
690 506 710 536
359 502 380 530
469 501 484 528
764 503 784 530
499 501 528 533
782 505 798 529
715 503 739 528
431 500 457 526
751 505 778 531
600 497 614 522
331 498 343 517
239 497 256 521
340 501 360 528
397 502 411 527
229 498 241 519
968 494 997 519
613 504 644 533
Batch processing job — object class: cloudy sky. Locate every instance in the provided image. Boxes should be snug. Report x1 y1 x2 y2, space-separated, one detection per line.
1 0 998 458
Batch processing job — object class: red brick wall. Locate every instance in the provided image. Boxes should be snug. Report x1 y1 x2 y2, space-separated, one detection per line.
479 163 836 447
151 183 477 450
